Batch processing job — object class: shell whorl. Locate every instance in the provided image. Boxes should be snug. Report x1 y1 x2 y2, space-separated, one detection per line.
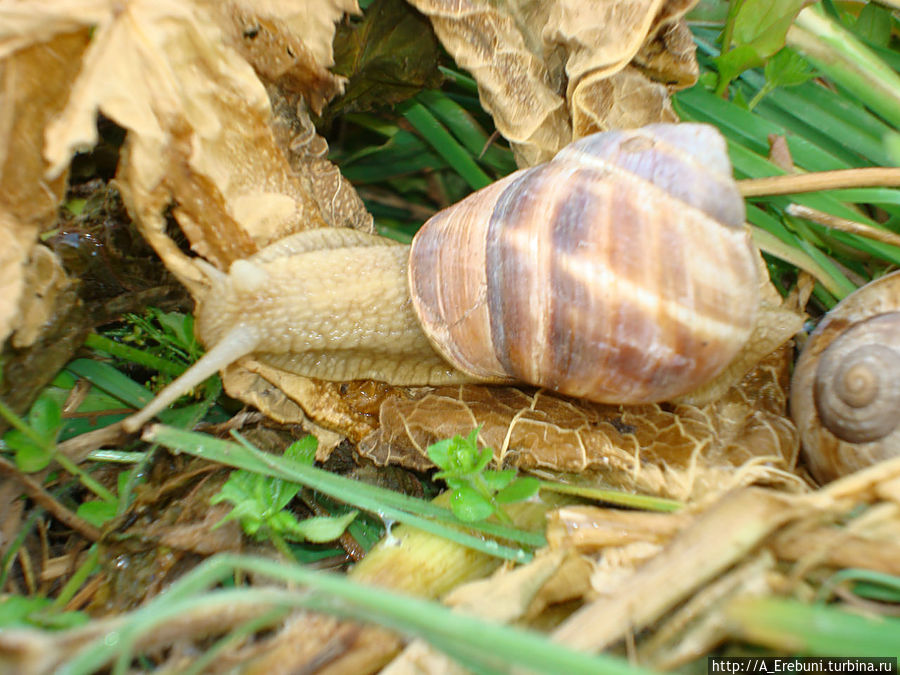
813 316 900 443
409 123 760 404
791 270 900 482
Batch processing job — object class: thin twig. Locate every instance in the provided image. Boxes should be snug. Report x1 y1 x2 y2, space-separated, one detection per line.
738 167 900 196
0 456 102 542
786 203 900 248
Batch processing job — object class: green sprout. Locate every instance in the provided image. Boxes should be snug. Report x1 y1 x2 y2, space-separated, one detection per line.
427 428 540 523
210 436 357 557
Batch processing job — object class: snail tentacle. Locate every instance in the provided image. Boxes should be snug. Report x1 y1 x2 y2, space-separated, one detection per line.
121 325 262 432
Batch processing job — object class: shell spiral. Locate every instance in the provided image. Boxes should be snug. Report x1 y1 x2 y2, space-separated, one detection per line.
408 123 760 404
792 270 900 482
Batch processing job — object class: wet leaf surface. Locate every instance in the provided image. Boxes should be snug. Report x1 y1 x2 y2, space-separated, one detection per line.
326 0 443 122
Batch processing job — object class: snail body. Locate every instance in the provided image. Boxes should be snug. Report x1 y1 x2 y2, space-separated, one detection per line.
791 270 900 482
123 123 760 431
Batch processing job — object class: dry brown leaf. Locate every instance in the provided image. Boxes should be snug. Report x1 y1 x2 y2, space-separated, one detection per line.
25 0 361 270
202 0 354 115
569 64 678 137
4 0 380 435
10 246 71 348
408 0 698 166
552 487 800 652
0 27 90 345
360 348 802 501
406 0 570 166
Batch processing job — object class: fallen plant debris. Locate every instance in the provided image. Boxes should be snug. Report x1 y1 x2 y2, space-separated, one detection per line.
2 0 900 672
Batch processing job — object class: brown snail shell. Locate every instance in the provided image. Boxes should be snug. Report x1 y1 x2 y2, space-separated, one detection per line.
791 270 900 482
409 123 760 403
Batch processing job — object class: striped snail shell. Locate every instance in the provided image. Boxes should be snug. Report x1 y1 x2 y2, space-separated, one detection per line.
791 270 900 482
123 123 760 431
410 123 760 403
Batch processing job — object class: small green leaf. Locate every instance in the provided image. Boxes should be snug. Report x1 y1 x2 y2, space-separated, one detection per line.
715 43 765 90
77 500 118 527
450 485 495 522
286 436 318 466
495 477 541 504
4 430 52 472
765 49 814 88
481 470 516 492
852 2 892 47
426 438 454 470
731 0 806 56
154 310 196 353
269 476 301 512
472 445 494 474
28 394 62 439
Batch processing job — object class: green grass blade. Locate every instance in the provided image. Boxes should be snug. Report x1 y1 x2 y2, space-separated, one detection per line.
145 425 545 560
400 100 493 190
65 359 156 410
788 4 900 129
64 554 652 675
83 333 187 377
415 90 516 175
726 595 900 656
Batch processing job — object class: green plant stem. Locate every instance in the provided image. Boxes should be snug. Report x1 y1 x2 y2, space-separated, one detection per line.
401 101 492 190
267 528 296 561
84 333 187 377
51 545 100 610
53 453 117 504
787 4 900 128
726 595 900 656
538 481 682 512
747 82 774 110
0 398 116 503
148 426 544 561
715 0 746 96
66 554 653 675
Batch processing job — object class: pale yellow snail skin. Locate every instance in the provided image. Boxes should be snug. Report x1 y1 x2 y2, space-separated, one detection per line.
791 270 900 483
122 123 760 432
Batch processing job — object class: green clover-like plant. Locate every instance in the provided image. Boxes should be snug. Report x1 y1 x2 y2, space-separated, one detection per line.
210 436 357 552
427 428 540 523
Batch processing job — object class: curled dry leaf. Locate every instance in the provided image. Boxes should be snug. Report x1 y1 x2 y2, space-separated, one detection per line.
4 0 378 436
23 0 366 271
201 0 358 115
360 348 802 502
0 26 91 346
407 0 699 165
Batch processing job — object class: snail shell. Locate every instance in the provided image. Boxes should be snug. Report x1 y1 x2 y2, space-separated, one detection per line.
410 123 759 403
791 270 900 482
123 123 760 430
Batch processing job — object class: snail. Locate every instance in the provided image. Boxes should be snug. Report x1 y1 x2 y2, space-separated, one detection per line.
122 123 760 432
791 270 900 483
